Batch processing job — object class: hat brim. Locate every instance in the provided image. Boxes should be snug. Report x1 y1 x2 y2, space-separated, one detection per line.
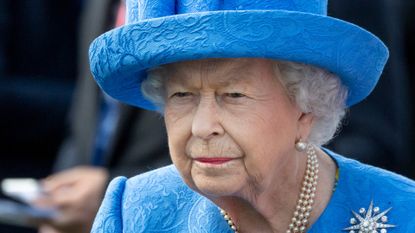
89 10 388 110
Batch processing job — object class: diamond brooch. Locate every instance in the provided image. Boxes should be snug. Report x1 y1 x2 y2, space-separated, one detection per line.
343 201 396 233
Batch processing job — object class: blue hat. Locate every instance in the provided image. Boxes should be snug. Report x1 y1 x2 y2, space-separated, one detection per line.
89 0 389 110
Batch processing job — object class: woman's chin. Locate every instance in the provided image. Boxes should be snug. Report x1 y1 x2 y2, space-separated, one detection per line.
191 174 244 198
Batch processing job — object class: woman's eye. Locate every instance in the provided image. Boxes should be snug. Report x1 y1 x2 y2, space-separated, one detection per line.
171 92 192 98
225 92 246 98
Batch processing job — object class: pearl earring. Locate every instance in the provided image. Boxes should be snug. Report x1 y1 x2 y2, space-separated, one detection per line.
295 140 307 152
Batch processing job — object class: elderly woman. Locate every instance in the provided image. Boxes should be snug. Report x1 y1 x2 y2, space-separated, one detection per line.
88 0 415 232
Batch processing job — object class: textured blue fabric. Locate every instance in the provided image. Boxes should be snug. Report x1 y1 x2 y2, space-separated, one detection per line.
89 0 388 110
92 176 126 233
91 150 415 232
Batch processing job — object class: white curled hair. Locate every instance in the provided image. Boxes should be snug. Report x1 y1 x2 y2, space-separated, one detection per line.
275 61 347 146
141 60 348 146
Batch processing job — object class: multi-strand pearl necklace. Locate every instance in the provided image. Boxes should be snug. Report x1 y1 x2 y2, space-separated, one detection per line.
220 144 319 233
287 144 319 232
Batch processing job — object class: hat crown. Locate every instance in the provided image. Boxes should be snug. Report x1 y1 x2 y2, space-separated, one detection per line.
126 0 328 23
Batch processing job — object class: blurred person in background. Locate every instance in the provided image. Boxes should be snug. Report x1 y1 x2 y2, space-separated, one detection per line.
1 1 169 233
0 1 81 232
327 0 415 178
32 1 170 233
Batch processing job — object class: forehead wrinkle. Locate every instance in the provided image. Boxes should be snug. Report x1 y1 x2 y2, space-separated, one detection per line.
164 62 202 88
165 58 257 89
200 59 256 88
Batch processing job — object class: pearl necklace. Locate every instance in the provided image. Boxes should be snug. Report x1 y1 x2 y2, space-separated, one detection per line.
220 144 319 233
220 209 239 233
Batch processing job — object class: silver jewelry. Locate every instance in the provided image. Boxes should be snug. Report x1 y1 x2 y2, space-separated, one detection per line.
220 144 319 233
343 200 395 233
295 140 307 152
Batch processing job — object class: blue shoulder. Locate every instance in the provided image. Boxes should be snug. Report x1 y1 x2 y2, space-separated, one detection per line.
328 150 415 231
92 165 231 233
91 176 127 233
332 151 415 196
123 165 196 229
92 165 195 233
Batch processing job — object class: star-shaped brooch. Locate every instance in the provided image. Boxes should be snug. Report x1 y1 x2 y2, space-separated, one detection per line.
343 200 396 233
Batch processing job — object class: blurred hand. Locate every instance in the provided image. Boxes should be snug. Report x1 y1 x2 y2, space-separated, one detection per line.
33 166 109 233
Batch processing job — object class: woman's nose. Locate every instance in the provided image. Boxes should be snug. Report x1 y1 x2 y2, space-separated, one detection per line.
191 97 224 140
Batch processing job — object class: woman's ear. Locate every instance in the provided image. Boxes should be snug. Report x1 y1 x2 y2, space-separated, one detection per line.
297 112 315 140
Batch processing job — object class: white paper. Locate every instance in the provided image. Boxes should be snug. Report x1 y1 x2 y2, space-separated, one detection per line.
1 178 43 203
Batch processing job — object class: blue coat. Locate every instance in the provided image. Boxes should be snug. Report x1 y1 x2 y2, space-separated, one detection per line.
91 150 415 232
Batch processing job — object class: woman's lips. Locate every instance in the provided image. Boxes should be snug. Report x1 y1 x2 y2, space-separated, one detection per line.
194 158 233 165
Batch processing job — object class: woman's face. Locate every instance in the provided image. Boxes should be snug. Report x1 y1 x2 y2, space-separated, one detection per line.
164 58 310 198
